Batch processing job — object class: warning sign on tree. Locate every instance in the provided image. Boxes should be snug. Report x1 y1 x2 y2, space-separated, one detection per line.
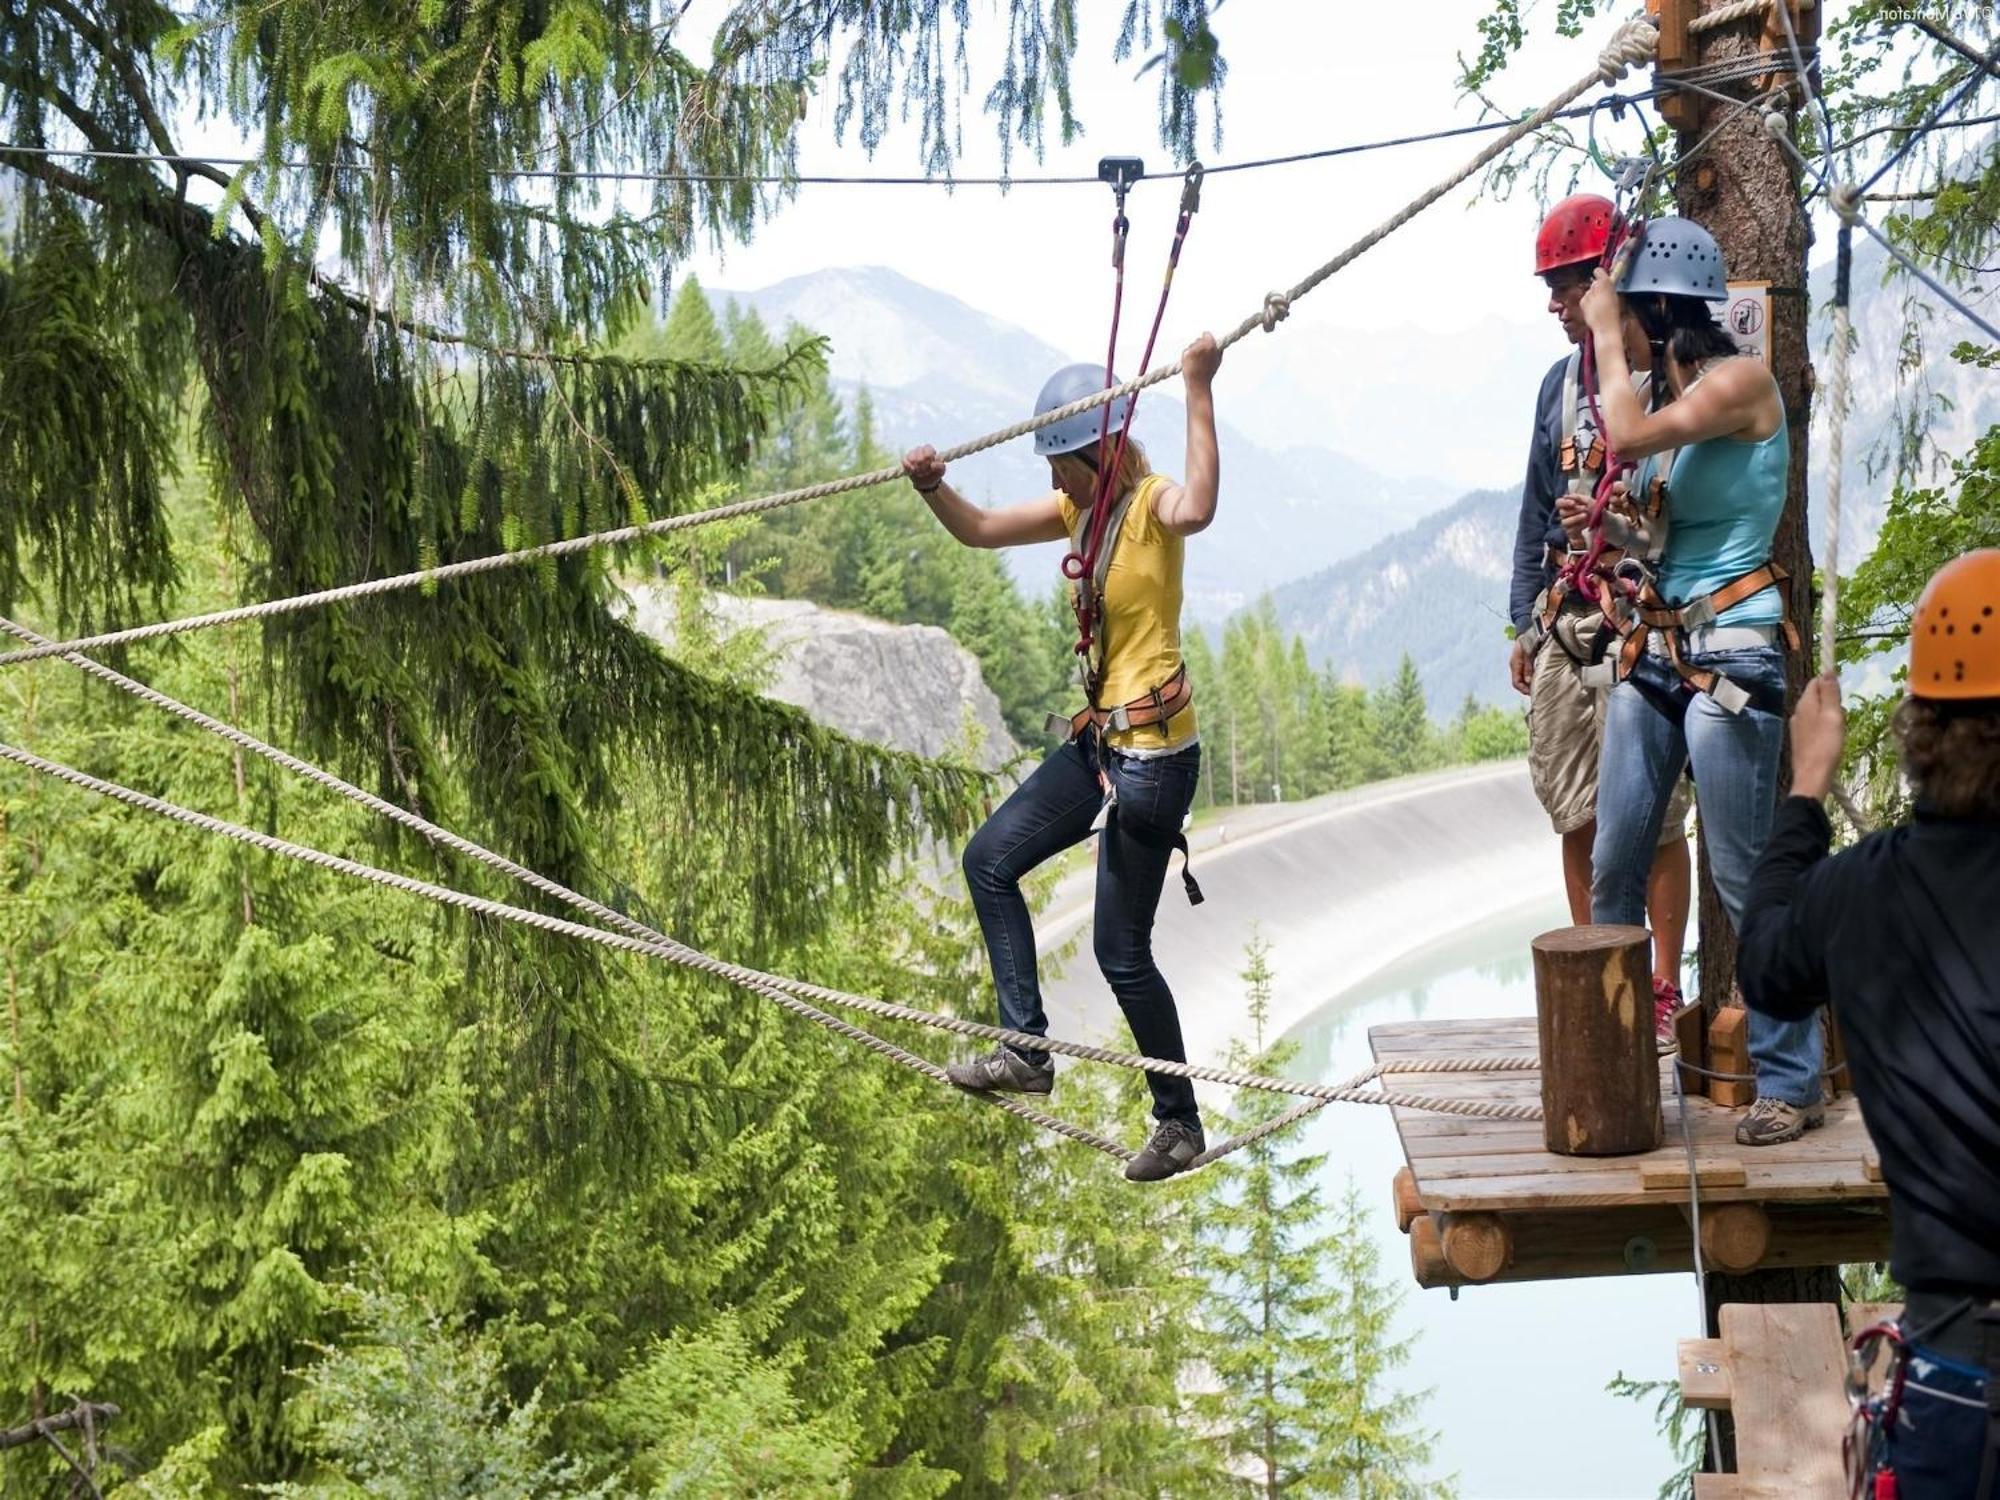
1710 280 1772 367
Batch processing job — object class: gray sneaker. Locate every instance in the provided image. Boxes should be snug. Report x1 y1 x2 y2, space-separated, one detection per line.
1734 1095 1826 1147
1125 1118 1206 1182
946 1046 1054 1096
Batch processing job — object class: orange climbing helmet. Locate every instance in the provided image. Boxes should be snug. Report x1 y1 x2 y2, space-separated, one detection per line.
1910 548 2000 699
1535 194 1616 275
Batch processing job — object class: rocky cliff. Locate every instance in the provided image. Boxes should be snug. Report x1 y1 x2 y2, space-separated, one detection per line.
624 588 1021 772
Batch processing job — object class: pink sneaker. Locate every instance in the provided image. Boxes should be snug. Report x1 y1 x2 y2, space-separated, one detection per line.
1652 977 1683 1054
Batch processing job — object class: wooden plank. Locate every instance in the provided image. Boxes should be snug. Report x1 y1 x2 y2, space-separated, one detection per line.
1719 1303 1848 1498
1708 1007 1756 1108
1692 1478 1744 1500
1678 1336 1733 1411
1410 1161 1887 1214
1862 1148 1882 1183
1642 1156 1749 1191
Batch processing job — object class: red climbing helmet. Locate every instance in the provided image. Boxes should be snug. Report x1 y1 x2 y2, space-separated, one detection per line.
1535 194 1616 276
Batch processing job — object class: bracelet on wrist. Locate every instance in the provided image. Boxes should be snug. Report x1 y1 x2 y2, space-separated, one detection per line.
914 479 942 496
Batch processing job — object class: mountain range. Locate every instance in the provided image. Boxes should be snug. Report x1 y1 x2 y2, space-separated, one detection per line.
722 266 1465 618
722 236 1995 713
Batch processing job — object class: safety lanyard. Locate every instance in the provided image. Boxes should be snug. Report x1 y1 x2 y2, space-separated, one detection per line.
1061 159 1204 682
1560 157 1658 618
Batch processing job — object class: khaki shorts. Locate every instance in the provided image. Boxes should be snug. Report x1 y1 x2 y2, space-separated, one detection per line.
1526 614 1693 842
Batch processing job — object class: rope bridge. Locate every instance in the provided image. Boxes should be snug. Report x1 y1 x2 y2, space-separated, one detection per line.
2 0 1962 1167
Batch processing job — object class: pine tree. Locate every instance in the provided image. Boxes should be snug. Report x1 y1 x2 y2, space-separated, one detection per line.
1373 655 1433 775
1195 937 1448 1499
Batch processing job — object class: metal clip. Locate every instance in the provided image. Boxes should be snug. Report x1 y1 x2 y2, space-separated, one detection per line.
1098 155 1145 201
1710 676 1751 715
1179 161 1204 215
1045 711 1077 741
1579 661 1617 691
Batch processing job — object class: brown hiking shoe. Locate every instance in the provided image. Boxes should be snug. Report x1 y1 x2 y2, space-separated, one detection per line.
1734 1095 1826 1147
946 1046 1054 1096
1124 1118 1205 1182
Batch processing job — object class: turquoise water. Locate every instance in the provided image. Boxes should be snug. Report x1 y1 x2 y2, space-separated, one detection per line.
1283 900 1692 1500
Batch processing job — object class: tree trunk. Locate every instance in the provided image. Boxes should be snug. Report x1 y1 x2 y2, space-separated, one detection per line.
1676 2 1816 1013
1677 6 1836 1472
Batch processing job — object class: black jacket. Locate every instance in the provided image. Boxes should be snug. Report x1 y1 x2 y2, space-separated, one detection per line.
1738 795 2000 1295
1509 355 1574 638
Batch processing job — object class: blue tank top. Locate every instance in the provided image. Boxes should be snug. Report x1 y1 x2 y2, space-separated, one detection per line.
1647 404 1790 629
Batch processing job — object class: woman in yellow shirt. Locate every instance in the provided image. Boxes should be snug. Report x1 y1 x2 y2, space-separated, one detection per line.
901 333 1222 1182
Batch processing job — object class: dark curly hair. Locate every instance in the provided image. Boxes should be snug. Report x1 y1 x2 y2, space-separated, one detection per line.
1895 696 2000 819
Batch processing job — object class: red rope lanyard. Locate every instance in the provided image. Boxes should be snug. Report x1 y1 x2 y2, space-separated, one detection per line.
1062 164 1204 670
1562 213 1645 610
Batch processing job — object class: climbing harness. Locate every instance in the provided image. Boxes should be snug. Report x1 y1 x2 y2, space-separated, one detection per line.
1845 1295 2000 1500
1538 198 1803 720
1530 171 1656 658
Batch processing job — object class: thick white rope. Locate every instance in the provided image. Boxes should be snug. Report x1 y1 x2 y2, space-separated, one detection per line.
0 17 1667 672
0 739 1543 1133
1687 0 1815 35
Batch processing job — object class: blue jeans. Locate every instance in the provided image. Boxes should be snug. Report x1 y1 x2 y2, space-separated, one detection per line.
1591 646 1823 1107
1878 1344 1998 1499
962 735 1203 1125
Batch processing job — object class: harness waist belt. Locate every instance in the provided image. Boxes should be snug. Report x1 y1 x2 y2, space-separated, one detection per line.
1683 622 1780 654
1905 1290 2000 1367
1638 561 1798 644
1047 664 1193 741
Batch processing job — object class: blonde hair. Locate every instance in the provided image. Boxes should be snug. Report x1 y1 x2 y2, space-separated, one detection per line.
1050 437 1152 510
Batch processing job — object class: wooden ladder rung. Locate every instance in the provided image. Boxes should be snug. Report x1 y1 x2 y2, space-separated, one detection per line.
1679 1336 1732 1411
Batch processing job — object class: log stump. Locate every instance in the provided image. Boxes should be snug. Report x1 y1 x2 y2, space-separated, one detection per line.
1533 924 1662 1156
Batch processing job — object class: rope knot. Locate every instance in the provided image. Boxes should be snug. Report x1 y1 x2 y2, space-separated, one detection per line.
1260 292 1291 332
1829 180 1862 223
1597 18 1659 83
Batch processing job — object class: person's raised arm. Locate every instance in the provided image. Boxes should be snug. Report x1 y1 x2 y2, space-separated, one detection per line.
1739 676 1846 1022
1151 334 1222 537
1581 271 1774 459
902 446 1068 548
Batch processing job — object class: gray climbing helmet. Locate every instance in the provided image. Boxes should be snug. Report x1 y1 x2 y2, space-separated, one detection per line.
1032 363 1129 459
1617 216 1726 300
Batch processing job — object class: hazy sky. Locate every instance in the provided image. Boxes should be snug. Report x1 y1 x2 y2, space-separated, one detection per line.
677 3 1737 351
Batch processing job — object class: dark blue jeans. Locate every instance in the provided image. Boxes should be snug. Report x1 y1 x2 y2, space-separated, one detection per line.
962 735 1203 1125
1878 1343 1997 1499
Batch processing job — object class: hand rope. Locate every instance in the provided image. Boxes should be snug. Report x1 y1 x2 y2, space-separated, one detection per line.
0 17 1668 672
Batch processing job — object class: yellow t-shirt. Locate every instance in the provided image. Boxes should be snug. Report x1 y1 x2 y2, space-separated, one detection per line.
1056 473 1199 752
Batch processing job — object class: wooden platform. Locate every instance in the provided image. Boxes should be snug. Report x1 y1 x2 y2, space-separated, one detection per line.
1374 1017 1890 1288
1674 1301 1899 1499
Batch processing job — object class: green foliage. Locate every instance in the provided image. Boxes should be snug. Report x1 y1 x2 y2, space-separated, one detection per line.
1835 423 2000 822
1605 1371 1702 1500
1441 692 1530 765
263 1287 612 1500
1372 655 1437 776
599 1315 860 1498
1192 611 1512 810
1195 938 1448 1498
